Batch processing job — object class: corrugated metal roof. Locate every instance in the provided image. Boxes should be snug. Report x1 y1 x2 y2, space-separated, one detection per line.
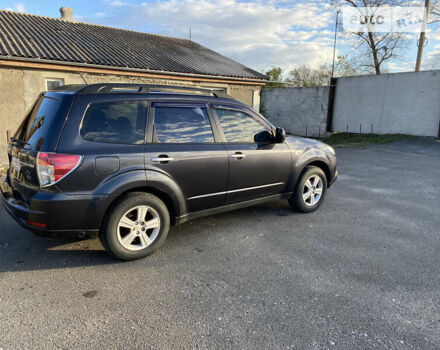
0 10 266 81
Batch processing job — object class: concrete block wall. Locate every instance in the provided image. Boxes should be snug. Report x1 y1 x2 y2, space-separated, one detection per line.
261 69 440 139
333 70 440 136
261 86 329 137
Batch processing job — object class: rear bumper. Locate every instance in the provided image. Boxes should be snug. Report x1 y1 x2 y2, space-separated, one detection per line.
1 180 111 239
2 198 98 239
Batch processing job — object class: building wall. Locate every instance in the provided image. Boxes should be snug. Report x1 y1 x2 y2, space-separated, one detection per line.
228 85 255 109
333 70 440 136
0 67 262 165
261 86 329 137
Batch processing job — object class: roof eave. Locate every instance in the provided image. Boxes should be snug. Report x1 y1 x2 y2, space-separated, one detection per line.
0 56 268 85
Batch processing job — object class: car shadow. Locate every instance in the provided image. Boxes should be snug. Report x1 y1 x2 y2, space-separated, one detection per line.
0 233 117 273
0 200 295 273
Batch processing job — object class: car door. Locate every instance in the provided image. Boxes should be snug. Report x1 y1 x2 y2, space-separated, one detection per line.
212 105 292 204
145 102 228 213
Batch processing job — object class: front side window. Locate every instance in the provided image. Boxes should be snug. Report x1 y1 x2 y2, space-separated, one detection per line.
81 101 147 144
153 106 215 143
215 108 269 143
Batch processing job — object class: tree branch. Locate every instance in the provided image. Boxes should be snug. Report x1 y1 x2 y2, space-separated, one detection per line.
342 0 407 75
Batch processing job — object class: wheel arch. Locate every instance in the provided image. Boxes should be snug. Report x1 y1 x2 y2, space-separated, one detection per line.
304 160 331 186
292 154 331 190
99 185 183 233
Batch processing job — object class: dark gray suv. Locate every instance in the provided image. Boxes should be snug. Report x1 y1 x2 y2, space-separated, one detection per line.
1 84 337 260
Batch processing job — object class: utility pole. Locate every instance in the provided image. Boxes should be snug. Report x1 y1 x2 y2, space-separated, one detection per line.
415 0 430 72
331 9 340 78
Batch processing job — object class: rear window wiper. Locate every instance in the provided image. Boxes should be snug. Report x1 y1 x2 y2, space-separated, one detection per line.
10 137 30 146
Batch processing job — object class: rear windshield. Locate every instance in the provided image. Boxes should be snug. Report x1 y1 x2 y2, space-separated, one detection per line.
15 95 63 150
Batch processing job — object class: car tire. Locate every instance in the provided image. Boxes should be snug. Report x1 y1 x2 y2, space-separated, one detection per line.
289 166 327 213
99 192 170 261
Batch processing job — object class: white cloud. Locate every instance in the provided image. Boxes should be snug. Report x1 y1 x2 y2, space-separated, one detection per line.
387 61 415 72
421 25 440 70
14 3 26 12
94 0 335 74
431 27 440 41
424 45 440 70
109 0 129 7
3 3 27 12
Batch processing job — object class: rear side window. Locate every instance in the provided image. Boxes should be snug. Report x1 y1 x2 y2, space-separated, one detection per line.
81 101 147 144
14 96 63 150
215 109 269 143
153 106 214 143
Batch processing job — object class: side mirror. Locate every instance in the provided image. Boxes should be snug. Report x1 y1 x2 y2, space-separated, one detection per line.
254 130 274 143
275 127 286 143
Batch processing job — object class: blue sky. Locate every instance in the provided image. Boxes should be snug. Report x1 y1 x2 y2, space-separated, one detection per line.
1 0 439 77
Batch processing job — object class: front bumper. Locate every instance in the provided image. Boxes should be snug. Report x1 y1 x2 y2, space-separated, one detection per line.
1 179 109 239
328 170 338 188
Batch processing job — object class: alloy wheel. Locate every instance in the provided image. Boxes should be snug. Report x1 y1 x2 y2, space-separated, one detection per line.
117 205 161 251
302 175 323 207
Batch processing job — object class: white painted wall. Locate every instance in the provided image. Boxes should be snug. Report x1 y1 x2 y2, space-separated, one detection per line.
333 70 440 136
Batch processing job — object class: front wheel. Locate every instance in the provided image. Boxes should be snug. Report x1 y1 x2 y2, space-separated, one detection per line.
289 166 327 213
99 192 170 261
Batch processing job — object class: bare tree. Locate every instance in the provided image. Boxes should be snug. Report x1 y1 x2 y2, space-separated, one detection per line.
285 57 359 87
342 0 406 75
429 0 440 23
286 65 331 87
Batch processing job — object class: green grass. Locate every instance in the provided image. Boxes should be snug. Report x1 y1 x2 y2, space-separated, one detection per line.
316 133 412 148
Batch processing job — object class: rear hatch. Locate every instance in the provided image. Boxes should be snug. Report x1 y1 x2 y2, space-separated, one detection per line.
6 92 73 203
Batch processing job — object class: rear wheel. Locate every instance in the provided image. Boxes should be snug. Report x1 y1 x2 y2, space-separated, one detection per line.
289 166 327 213
100 192 170 260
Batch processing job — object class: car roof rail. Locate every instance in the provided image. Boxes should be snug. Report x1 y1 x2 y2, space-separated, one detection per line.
77 83 231 98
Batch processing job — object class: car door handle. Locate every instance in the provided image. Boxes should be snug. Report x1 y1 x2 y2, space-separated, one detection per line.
152 156 174 163
230 153 246 159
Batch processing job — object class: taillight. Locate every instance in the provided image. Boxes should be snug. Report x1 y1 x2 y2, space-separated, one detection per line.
37 152 82 187
25 220 46 228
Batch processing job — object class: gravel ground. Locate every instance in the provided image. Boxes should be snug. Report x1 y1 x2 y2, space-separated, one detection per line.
0 138 439 349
